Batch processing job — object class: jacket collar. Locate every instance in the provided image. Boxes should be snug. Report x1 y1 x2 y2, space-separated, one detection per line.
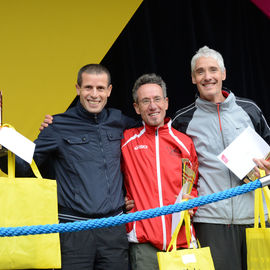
75 100 107 123
196 89 236 112
143 117 172 133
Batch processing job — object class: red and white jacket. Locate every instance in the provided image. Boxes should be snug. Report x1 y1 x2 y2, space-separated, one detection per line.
121 118 198 251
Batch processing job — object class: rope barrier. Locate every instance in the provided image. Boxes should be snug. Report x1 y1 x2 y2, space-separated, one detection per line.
0 179 262 237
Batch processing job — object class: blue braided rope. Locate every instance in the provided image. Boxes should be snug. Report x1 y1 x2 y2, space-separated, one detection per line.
0 179 261 237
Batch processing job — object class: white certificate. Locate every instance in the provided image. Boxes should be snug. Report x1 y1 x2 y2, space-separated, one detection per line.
0 127 35 164
217 126 270 179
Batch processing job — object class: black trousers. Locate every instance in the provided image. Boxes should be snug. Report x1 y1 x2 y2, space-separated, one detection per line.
194 222 253 270
59 224 129 270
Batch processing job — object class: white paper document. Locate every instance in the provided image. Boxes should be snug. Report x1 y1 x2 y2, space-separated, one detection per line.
217 126 270 180
171 189 184 235
0 127 35 164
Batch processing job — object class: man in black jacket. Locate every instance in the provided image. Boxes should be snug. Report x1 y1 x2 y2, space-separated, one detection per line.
2 64 137 270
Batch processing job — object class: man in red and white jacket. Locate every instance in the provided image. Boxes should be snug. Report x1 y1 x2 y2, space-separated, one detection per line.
121 73 198 270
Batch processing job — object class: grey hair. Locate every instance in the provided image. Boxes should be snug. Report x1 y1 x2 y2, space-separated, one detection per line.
132 73 167 103
191 46 225 73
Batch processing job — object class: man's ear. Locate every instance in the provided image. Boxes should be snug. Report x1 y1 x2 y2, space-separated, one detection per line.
133 102 141 115
165 97 169 111
75 84 80 95
222 69 226 81
191 73 196 84
107 84 112 97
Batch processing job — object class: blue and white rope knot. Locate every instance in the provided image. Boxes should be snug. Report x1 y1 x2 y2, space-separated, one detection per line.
0 177 269 237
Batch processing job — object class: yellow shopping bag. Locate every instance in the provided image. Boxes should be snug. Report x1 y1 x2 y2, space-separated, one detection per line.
157 209 215 270
246 170 270 270
0 150 61 269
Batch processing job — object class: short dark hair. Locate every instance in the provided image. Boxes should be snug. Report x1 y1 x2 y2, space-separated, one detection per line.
77 64 111 87
132 73 167 103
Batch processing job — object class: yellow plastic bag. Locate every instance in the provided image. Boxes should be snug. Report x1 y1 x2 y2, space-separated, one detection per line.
157 209 215 270
246 170 270 270
0 150 61 269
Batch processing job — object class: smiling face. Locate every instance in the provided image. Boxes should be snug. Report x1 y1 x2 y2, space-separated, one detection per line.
192 56 226 103
133 83 168 128
76 72 112 114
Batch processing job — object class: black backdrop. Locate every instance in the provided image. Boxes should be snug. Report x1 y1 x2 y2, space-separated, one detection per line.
99 0 270 124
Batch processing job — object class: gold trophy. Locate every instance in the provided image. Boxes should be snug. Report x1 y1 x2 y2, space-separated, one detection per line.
243 152 270 183
181 158 198 195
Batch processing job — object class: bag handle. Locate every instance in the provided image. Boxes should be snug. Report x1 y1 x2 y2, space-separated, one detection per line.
262 186 270 223
167 200 191 252
254 188 265 228
260 168 270 223
8 150 15 178
30 159 43 178
254 169 268 228
7 150 43 179
3 124 43 179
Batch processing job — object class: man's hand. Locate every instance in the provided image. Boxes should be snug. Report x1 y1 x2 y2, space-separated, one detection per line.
125 196 134 213
39 115 53 131
253 158 270 177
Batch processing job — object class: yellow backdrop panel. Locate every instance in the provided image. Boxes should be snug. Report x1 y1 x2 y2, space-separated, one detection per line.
0 0 142 140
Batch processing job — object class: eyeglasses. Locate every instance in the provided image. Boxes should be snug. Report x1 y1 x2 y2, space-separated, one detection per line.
138 97 165 106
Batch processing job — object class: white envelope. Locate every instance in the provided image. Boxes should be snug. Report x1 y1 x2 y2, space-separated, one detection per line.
217 126 270 179
0 127 35 164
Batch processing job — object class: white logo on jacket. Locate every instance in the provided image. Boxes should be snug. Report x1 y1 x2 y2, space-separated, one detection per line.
134 145 148 150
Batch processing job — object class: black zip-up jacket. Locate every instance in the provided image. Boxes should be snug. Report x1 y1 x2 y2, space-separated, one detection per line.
12 101 138 220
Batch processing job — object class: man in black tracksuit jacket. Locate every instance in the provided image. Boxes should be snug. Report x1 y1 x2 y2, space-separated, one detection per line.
3 64 137 270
